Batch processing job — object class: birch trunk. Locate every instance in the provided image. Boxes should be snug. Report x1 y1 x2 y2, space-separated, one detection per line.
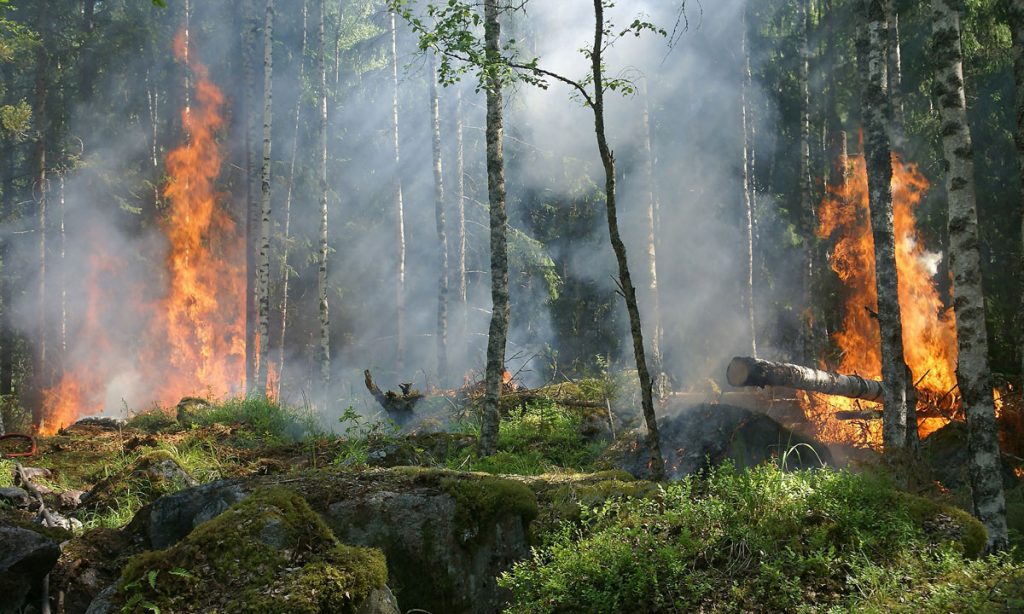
798 0 816 362
590 0 664 479
932 0 1009 551
317 0 330 390
389 11 407 372
255 0 274 395
885 0 907 151
1009 0 1024 392
741 5 757 359
640 82 667 396
477 0 510 458
455 88 468 342
277 0 308 395
430 56 449 386
242 1 258 393
864 0 915 453
58 173 66 360
33 5 49 421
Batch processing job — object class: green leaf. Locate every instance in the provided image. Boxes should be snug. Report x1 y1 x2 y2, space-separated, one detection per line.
151 0 167 7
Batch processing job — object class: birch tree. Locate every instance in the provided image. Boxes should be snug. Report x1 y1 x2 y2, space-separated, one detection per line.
741 4 757 359
256 0 274 395
242 1 258 393
317 0 330 391
862 0 917 453
277 0 308 392
430 55 449 386
932 0 1009 551
389 11 407 372
884 0 907 151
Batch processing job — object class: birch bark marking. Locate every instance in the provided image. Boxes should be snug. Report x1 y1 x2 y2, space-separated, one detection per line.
455 89 468 342
477 0 510 458
317 0 330 391
932 0 1009 551
256 0 275 395
389 11 407 372
863 0 914 453
430 56 449 386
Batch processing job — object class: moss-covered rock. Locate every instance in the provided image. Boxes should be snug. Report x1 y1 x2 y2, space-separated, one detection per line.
114 488 388 613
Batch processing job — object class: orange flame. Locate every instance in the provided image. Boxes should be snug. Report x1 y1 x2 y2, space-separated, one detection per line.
805 152 959 448
38 31 244 434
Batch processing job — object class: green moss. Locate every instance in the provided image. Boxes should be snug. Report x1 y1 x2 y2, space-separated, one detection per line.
117 488 387 613
440 474 538 540
895 491 987 557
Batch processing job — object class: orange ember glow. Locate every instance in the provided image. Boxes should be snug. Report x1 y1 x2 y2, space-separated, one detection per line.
38 31 244 434
804 152 959 448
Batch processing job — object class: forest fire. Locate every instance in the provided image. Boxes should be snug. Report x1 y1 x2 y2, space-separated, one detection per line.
805 153 959 448
37 32 244 433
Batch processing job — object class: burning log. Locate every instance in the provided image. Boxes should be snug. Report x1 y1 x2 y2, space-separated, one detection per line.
727 356 884 403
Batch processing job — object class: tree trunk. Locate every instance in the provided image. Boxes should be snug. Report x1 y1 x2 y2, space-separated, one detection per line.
640 81 667 396
727 356 884 402
1008 0 1024 394
455 88 468 343
590 0 664 479
242 1 258 394
741 4 757 359
885 0 907 151
58 173 66 360
256 0 275 396
932 0 1009 551
798 0 816 362
33 4 49 423
430 56 449 387
389 11 407 372
277 0 308 397
863 0 916 453
477 0 510 458
317 0 330 391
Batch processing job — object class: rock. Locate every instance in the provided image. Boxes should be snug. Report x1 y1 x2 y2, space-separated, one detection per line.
143 480 248 549
115 489 391 613
137 467 538 613
70 416 127 431
357 585 401 614
175 396 211 426
612 403 834 479
0 486 30 508
0 526 61 613
922 421 1019 490
84 583 117 614
58 489 86 509
18 466 52 482
51 528 140 614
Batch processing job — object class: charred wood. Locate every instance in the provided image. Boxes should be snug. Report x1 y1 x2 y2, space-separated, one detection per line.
727 356 884 402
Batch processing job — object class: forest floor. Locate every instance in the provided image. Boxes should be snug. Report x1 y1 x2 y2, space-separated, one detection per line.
3 391 1024 612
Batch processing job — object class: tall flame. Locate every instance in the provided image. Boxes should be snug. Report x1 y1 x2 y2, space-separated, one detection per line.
805 152 959 447
38 31 244 433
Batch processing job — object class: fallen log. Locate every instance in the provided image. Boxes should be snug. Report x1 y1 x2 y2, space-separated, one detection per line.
726 356 884 403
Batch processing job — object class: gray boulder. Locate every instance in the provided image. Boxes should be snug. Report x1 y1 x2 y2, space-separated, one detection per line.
0 526 61 613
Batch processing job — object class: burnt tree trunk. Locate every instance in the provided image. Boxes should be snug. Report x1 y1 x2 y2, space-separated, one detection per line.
727 356 883 402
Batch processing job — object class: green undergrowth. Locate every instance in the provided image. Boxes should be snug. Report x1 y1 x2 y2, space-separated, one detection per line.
444 401 606 476
500 462 1004 613
116 488 388 613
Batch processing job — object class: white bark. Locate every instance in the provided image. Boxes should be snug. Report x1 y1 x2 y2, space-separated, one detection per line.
256 0 274 395
932 0 1009 551
317 0 330 390
389 11 407 372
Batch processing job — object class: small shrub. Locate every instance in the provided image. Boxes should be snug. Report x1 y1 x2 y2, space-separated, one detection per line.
191 397 308 446
500 463 994 613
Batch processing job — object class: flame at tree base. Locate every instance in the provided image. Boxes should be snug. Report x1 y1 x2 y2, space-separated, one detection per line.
805 151 960 449
37 31 245 434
